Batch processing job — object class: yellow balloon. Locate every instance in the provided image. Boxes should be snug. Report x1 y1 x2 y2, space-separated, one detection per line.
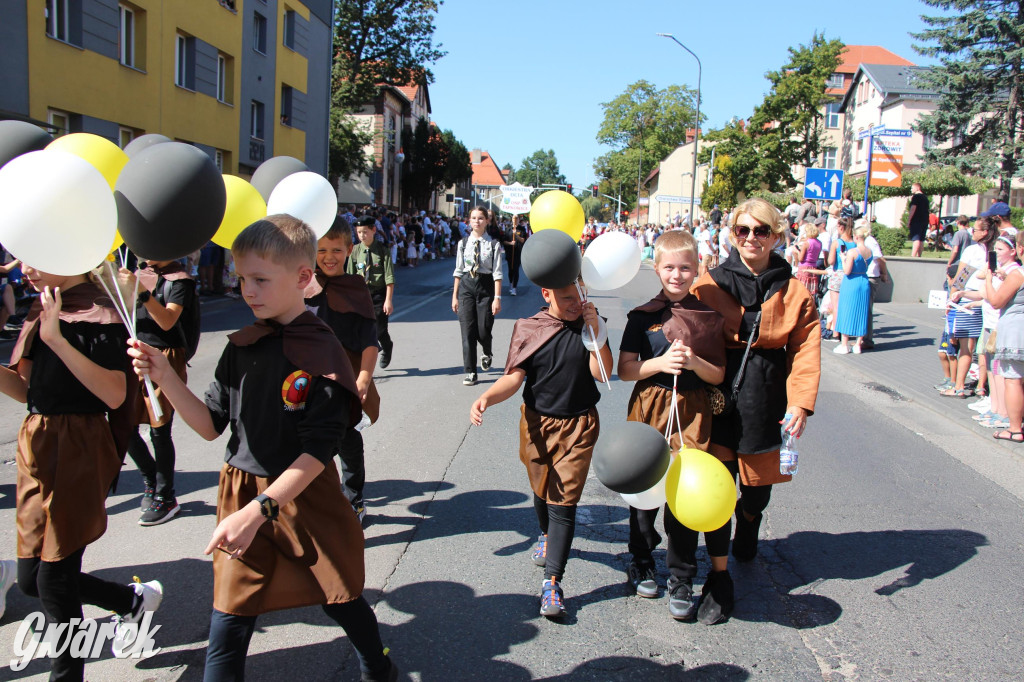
110 231 124 254
213 175 267 248
530 190 584 242
46 133 128 191
665 448 737 532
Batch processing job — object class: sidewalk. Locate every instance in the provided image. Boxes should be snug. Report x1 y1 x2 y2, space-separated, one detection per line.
824 301 1020 451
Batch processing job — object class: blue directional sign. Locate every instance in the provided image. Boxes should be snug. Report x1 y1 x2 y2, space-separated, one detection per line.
803 168 845 202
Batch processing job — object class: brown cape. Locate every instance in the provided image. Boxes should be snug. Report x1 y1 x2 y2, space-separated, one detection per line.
304 272 376 320
227 311 361 425
632 292 727 368
135 261 192 294
504 309 571 374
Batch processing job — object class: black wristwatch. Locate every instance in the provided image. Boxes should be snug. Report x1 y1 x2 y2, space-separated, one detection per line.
138 290 151 303
254 493 279 521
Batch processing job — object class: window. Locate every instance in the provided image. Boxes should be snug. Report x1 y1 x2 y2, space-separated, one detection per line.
215 149 224 172
855 138 864 164
283 10 296 49
119 5 134 66
119 127 134 149
250 100 264 140
280 85 293 126
217 54 227 102
826 72 844 89
823 147 838 169
946 196 960 214
253 12 267 53
825 102 840 129
48 109 70 137
923 132 937 151
45 0 69 42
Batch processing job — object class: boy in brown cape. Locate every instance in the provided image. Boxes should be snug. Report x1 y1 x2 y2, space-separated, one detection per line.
470 283 613 619
129 215 397 681
617 229 728 624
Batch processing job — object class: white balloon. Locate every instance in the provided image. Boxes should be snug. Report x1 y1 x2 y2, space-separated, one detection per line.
620 467 668 511
581 231 641 290
581 315 608 351
266 171 337 238
0 150 116 276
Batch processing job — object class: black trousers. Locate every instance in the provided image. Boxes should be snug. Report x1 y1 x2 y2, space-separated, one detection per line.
203 597 389 682
18 549 135 681
457 274 494 372
506 250 522 288
337 426 364 509
370 288 392 357
127 422 176 499
533 495 576 581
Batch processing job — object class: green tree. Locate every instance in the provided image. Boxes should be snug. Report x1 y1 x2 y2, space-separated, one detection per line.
580 196 603 220
516 149 566 188
440 129 473 189
698 119 760 195
846 164 992 204
912 0 1024 196
748 33 845 190
401 119 471 209
701 154 738 211
595 80 700 204
329 0 446 179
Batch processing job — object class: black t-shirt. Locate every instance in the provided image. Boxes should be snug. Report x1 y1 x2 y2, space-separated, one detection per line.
305 292 378 353
710 209 722 225
909 193 930 229
619 309 703 391
521 323 601 417
26 321 131 415
204 336 349 477
136 278 194 349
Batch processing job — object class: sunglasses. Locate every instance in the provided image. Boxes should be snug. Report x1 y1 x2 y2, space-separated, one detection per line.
734 224 773 240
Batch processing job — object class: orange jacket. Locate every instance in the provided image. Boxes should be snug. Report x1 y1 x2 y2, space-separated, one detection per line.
691 272 821 415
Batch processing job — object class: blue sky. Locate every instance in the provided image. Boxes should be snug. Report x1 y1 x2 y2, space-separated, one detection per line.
427 0 940 188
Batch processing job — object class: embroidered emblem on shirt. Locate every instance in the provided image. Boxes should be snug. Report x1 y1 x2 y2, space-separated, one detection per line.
281 370 312 411
648 324 664 332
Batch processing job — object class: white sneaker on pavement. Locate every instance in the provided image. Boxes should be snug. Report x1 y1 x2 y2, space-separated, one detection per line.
112 579 163 657
0 559 16 621
968 397 991 413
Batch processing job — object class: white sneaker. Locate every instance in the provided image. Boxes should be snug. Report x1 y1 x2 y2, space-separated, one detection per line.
510 287 517 296
112 579 163 657
0 559 16 621
851 343 862 354
833 345 849 355
968 397 991 413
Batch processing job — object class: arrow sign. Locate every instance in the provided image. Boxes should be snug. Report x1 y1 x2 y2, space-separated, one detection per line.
871 168 898 182
807 182 822 196
803 168 845 201
829 173 840 196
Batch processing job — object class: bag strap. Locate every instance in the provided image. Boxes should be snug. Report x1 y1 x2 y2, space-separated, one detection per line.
730 290 772 401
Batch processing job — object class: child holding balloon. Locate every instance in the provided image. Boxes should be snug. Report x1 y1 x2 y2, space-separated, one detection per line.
0 265 162 679
617 229 729 624
470 283 613 619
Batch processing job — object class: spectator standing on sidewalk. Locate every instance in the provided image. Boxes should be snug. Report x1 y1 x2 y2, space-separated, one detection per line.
946 216 973 278
908 183 930 258
862 222 889 350
984 231 1024 442
833 223 873 355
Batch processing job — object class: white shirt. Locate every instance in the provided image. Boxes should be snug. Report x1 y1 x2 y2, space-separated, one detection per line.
865 236 884 278
718 225 731 258
960 243 988 292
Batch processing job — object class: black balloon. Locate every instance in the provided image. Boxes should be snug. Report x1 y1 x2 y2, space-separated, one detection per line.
0 121 52 169
521 229 581 289
115 142 225 261
251 156 309 202
123 133 171 158
593 422 671 494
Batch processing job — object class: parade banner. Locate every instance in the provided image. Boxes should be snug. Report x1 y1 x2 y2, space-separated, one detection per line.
500 182 533 215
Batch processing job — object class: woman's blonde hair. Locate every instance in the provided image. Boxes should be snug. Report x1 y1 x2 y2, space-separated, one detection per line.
804 223 820 239
853 225 870 240
732 198 786 237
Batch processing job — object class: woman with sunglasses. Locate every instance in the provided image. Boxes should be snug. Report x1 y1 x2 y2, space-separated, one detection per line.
690 197 821 624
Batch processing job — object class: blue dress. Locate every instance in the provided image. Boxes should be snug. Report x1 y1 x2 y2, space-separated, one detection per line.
835 248 872 337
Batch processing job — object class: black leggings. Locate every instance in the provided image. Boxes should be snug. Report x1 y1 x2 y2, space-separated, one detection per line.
127 421 176 499
203 597 389 682
336 426 365 509
533 495 577 581
18 549 135 681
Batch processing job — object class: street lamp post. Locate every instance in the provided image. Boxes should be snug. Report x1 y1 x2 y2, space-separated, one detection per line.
657 33 701 224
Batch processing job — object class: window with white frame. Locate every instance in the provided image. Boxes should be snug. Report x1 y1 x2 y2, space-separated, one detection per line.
48 109 70 137
855 138 864 164
946 196 960 214
119 127 134 149
823 147 838 169
119 5 134 66
175 33 196 89
217 54 227 102
826 72 844 89
45 0 70 42
825 102 840 129
253 12 267 53
283 10 296 49
250 100 264 140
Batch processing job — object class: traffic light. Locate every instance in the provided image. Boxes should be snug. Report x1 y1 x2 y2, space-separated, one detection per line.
566 183 573 194
591 185 599 197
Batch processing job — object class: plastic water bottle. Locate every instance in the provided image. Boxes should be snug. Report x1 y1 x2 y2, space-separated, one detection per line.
779 414 799 475
354 412 372 432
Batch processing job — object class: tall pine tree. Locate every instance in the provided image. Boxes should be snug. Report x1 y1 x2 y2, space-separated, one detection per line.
913 0 1024 196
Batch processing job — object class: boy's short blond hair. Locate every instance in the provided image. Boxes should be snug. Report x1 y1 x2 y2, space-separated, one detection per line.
653 229 698 264
232 214 316 268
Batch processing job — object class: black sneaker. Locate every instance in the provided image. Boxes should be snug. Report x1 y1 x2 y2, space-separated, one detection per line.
667 577 696 621
731 510 763 563
140 480 156 511
463 372 477 386
627 560 659 598
139 497 180 526
696 570 734 625
361 653 399 682
481 355 493 371
379 352 391 369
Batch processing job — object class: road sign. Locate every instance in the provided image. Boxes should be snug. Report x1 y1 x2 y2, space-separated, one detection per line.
857 125 913 140
652 194 688 203
873 138 905 156
869 157 903 187
803 168 845 201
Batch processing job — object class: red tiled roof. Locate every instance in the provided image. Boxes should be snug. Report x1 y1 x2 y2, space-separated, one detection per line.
836 45 914 73
472 151 506 187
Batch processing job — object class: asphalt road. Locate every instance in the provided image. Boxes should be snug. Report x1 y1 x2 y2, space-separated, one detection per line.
0 257 1021 681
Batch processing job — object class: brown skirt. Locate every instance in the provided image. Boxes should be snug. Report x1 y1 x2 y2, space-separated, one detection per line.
709 443 792 486
213 462 365 617
17 414 121 561
518 405 599 506
135 347 187 427
626 380 710 453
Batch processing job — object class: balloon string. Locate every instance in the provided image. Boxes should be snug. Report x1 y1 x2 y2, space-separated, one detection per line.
663 374 681 449
575 278 611 391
